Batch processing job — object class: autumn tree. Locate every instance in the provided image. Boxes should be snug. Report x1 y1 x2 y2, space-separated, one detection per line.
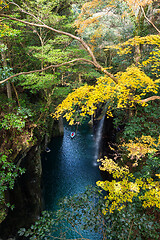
0 0 159 238
53 2 160 237
0 0 159 163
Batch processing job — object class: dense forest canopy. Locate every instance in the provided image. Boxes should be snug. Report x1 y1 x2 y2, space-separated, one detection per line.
0 0 160 239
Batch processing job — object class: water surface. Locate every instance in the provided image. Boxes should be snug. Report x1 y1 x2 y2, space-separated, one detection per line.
42 123 102 239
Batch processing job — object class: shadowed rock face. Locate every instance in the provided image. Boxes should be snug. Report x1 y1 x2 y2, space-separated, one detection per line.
0 145 42 240
0 119 64 240
98 116 116 181
99 116 115 158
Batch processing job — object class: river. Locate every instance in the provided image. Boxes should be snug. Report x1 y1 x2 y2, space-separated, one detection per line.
42 122 103 239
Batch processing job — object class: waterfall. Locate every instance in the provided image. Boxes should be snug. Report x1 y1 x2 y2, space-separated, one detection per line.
93 115 105 166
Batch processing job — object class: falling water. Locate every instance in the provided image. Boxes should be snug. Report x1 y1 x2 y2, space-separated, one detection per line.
93 115 105 166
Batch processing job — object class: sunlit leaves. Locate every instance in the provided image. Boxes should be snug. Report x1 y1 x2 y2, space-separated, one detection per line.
0 0 9 10
53 84 94 124
53 63 159 124
96 157 160 212
123 135 160 161
19 73 59 92
142 47 160 77
0 23 21 38
98 156 130 178
107 34 160 54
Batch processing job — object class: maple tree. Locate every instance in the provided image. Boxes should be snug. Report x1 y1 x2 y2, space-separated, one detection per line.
52 0 160 123
0 0 160 238
0 1 159 106
52 2 160 237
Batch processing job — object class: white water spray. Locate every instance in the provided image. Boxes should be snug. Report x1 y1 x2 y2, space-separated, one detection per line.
93 116 105 166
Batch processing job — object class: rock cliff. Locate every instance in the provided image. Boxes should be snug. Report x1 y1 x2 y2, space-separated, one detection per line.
0 119 63 239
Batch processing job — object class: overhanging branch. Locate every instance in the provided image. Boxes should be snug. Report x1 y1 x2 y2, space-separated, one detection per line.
0 11 118 84
141 6 160 35
140 96 160 103
0 58 95 85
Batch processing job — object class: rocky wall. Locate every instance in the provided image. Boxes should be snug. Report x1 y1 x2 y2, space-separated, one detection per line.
0 118 64 239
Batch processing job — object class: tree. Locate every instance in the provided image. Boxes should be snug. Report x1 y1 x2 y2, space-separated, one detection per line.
0 1 159 99
0 0 159 239
0 15 21 99
0 43 12 98
18 185 160 239
0 154 25 224
0 0 118 83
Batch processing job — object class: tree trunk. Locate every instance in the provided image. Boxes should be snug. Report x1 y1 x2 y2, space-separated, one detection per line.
134 44 141 66
6 82 12 99
1 46 12 99
79 74 82 83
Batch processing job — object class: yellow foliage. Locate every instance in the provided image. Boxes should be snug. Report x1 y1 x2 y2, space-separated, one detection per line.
0 22 19 38
141 48 160 77
53 19 160 125
105 35 160 55
0 0 9 10
89 26 103 50
53 64 159 123
96 157 160 213
75 0 104 34
123 135 160 161
52 85 94 125
97 156 130 178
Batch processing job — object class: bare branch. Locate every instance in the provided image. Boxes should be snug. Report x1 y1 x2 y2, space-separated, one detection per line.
141 6 160 35
0 12 118 84
0 58 95 85
140 95 160 103
0 13 97 62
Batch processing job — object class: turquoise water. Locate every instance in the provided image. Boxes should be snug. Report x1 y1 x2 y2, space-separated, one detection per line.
42 123 102 239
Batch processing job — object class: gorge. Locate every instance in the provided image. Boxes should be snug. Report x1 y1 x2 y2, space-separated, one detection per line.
0 116 114 239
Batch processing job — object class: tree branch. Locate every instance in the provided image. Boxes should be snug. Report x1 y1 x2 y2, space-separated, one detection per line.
0 58 95 85
141 6 160 35
140 96 160 103
8 1 45 25
0 13 97 62
0 12 118 84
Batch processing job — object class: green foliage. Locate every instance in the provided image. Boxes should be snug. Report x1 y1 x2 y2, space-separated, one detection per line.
105 202 160 240
111 51 134 73
18 211 55 240
28 45 71 64
113 108 126 128
18 186 160 240
123 103 160 141
1 107 32 131
1 113 25 131
0 21 21 39
19 73 59 93
0 154 25 212
135 154 160 179
52 87 72 105
0 66 13 85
